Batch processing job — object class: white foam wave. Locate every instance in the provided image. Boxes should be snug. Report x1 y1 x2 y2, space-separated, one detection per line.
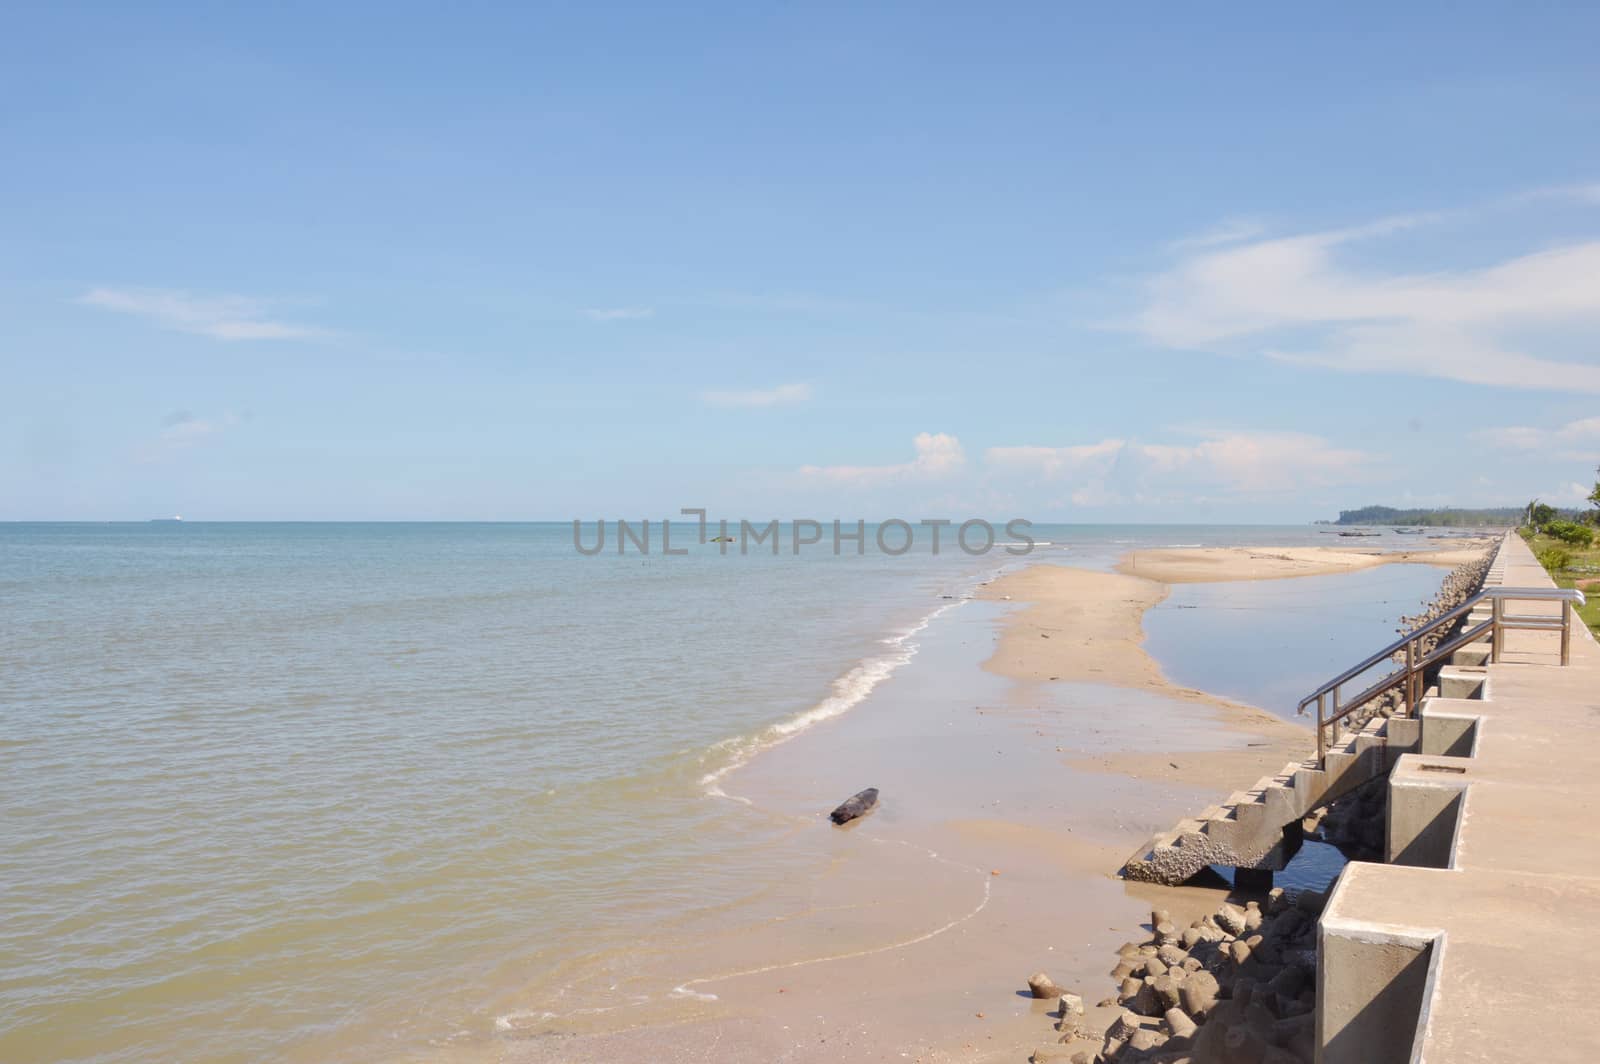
493 1010 555 1031
494 995 649 1032
697 600 963 796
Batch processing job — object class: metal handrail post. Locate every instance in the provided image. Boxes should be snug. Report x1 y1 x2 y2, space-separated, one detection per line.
1491 596 1504 664
1404 639 1416 714
1316 693 1326 761
1294 587 1583 768
1562 603 1572 666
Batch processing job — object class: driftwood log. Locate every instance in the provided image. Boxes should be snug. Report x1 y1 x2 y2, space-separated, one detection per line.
829 787 879 825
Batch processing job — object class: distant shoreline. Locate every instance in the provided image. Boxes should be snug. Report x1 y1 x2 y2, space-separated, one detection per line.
1114 540 1494 583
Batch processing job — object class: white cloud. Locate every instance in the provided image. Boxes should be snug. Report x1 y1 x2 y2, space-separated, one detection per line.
986 430 1377 503
1520 183 1600 206
1540 481 1596 506
80 288 326 341
701 382 812 408
1476 415 1600 459
799 432 966 486
582 306 654 321
987 439 1126 480
1131 208 1600 393
1167 217 1269 251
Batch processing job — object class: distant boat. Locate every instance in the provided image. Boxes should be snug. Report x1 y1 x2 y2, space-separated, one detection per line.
1338 530 1381 537
1393 528 1427 535
150 515 183 523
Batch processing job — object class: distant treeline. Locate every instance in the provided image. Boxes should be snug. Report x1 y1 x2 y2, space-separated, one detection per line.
1332 506 1524 527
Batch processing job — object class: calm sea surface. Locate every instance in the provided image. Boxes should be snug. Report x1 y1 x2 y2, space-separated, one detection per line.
0 522 1444 1062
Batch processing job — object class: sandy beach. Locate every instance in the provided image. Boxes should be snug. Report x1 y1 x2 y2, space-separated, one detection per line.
446 544 1465 1064
977 562 1313 794
1114 541 1492 584
472 594 1257 1064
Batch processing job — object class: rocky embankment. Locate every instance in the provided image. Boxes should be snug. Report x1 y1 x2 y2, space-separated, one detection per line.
1030 890 1325 1064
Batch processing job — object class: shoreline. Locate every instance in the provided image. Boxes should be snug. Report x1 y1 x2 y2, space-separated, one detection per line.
416 542 1475 1064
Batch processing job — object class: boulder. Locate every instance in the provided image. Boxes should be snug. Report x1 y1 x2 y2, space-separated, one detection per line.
1225 1024 1271 1064
1028 971 1065 999
1215 904 1248 936
1106 1010 1143 1043
1128 1028 1164 1052
1151 973 1183 1010
1056 993 1085 1035
1164 1006 1198 1040
1267 965 1307 1002
1179 970 1221 1019
1295 888 1328 917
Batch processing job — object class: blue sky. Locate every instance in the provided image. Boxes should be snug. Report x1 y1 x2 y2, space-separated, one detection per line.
4 2 1599 521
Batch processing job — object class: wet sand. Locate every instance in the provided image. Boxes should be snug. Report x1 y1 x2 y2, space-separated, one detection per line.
430 548 1446 1063
434 599 1266 1064
976 564 1309 791
463 574 1317 1062
1116 542 1491 583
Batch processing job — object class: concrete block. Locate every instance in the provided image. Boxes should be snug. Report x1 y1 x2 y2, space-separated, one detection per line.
1317 914 1439 1064
1387 755 1471 868
1382 717 1422 764
1438 666 1487 700
1417 697 1480 758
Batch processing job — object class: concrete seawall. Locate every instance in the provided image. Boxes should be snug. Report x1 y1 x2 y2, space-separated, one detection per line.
1317 533 1600 1063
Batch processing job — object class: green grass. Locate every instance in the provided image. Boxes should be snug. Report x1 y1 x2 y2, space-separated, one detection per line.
1525 530 1600 637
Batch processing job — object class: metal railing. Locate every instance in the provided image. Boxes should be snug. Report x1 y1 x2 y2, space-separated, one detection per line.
1298 586 1587 763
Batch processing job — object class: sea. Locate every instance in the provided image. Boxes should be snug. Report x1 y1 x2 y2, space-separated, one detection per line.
0 522 1452 1063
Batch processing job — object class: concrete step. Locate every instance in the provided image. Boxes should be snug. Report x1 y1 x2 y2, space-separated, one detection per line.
1439 666 1487 700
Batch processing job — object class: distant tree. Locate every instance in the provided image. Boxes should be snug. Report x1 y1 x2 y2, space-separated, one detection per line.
1528 500 1558 530
1545 520 1595 547
1589 465 1600 516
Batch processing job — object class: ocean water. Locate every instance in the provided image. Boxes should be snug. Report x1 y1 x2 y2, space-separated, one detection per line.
0 522 1443 1063
1142 563 1453 718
